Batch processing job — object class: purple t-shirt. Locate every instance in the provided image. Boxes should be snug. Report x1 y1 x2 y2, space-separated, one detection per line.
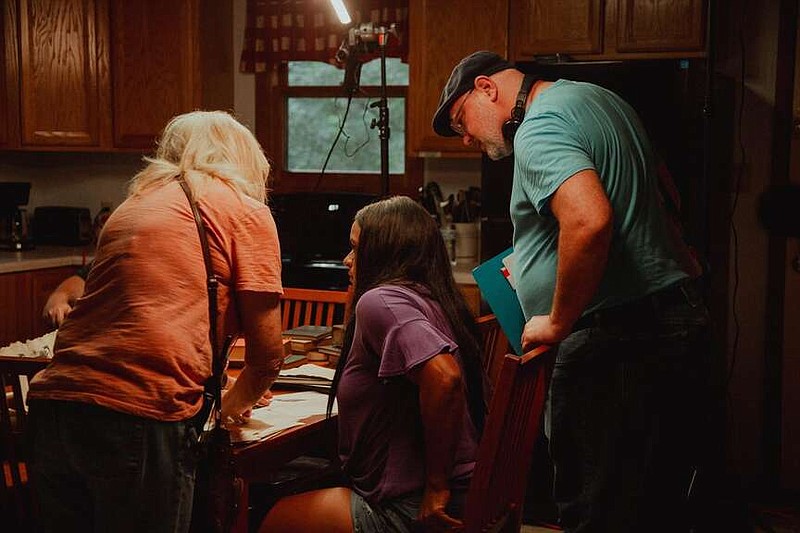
337 284 479 503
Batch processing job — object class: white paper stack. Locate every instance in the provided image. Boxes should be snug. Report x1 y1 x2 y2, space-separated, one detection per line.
229 391 337 443
0 330 57 358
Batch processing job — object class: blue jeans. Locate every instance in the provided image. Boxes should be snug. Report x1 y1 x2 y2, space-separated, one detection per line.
28 400 198 533
547 282 710 533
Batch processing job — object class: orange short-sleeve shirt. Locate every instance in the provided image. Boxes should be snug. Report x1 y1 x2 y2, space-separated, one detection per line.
29 180 282 421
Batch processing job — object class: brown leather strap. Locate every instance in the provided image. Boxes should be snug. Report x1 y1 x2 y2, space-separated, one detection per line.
177 175 226 425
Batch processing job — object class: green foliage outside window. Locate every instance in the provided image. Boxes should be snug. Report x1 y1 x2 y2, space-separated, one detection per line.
286 59 408 174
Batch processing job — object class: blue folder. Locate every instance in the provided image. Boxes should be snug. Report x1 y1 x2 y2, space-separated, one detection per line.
471 247 525 355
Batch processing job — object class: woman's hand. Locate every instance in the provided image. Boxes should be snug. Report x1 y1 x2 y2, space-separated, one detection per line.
417 487 463 532
255 390 273 408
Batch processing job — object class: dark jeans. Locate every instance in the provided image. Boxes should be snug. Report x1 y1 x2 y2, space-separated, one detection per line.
547 282 710 533
28 400 198 533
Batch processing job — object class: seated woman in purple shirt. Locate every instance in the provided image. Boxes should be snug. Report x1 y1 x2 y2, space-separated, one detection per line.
261 196 486 533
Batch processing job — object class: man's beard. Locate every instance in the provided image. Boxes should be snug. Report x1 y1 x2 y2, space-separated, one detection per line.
485 136 513 160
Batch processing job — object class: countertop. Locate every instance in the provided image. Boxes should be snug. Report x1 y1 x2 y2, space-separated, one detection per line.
0 246 480 283
0 246 93 275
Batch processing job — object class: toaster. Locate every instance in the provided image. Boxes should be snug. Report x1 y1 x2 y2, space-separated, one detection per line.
34 206 93 246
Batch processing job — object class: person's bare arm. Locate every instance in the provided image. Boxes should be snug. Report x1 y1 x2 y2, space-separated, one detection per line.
409 353 466 531
221 291 283 419
521 169 613 348
42 275 86 327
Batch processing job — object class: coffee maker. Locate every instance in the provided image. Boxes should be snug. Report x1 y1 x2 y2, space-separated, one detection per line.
0 182 34 251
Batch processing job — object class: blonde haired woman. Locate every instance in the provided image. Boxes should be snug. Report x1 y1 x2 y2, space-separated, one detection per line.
28 111 284 533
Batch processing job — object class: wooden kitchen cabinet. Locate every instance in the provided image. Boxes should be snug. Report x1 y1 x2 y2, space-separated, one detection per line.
0 0 232 151
0 266 75 347
510 0 707 62
407 0 509 157
510 0 603 58
109 0 199 149
0 0 19 149
17 0 111 148
109 0 232 149
612 0 706 54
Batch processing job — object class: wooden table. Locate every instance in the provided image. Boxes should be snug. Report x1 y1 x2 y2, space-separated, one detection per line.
229 397 338 533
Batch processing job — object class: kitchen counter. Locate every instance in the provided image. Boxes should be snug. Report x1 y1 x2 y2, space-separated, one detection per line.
0 246 93 274
0 247 479 283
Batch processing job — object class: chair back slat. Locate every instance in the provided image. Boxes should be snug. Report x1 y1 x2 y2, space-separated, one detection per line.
280 288 350 329
476 314 510 404
0 355 50 531
463 346 555 533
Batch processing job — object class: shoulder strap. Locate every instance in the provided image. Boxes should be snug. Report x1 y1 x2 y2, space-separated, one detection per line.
177 176 226 424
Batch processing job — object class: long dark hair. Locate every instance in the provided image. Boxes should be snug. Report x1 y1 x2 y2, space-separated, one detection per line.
326 196 486 433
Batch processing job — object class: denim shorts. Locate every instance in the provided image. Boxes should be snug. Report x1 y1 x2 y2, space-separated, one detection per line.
350 488 466 533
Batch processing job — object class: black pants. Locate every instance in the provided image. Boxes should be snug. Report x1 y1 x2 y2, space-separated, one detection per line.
548 283 711 533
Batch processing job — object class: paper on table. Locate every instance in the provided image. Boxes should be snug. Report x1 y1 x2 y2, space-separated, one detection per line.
0 330 57 358
279 364 335 381
228 391 337 444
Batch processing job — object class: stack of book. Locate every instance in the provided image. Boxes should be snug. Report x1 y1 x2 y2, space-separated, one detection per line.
282 325 335 362
272 363 335 393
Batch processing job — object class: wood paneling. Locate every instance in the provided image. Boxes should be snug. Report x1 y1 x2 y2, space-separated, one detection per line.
110 0 199 149
615 0 705 52
18 0 110 147
510 0 603 57
0 272 31 348
29 266 75 339
407 0 508 156
0 267 76 347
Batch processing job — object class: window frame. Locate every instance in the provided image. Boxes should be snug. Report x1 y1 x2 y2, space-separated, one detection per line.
256 61 422 196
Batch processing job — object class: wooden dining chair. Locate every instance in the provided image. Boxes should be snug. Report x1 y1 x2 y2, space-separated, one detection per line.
280 287 350 330
0 355 50 532
476 314 510 401
463 345 556 533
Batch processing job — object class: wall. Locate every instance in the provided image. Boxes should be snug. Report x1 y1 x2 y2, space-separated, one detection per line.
424 158 481 201
712 0 781 489
0 152 138 218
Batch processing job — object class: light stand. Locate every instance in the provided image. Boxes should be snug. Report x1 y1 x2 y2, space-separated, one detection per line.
372 26 392 197
335 22 397 197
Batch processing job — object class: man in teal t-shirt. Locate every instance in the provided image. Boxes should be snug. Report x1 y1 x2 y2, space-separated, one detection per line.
433 51 710 532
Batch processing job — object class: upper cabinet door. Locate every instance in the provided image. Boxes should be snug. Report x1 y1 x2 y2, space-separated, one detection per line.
614 0 706 53
407 0 508 156
18 0 111 148
110 0 199 150
510 0 603 60
0 1 18 148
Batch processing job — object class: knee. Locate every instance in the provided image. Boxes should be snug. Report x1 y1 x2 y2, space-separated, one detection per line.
259 488 353 533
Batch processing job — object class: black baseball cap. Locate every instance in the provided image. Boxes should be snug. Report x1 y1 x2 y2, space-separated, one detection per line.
432 51 514 137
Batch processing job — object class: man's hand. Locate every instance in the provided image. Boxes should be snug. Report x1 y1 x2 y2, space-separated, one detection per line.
521 314 570 351
43 300 73 328
416 487 463 532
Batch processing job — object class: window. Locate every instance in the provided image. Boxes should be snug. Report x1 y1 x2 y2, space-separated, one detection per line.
259 58 413 193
